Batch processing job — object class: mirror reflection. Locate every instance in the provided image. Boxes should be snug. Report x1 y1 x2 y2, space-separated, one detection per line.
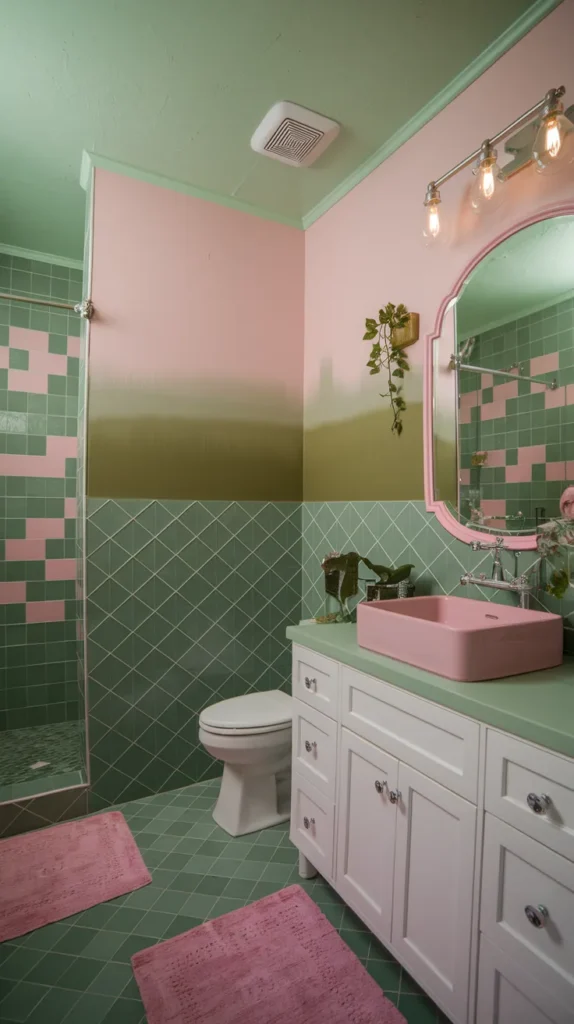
435 215 574 535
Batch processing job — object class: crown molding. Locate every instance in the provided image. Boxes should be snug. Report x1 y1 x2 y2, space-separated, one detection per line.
80 151 303 230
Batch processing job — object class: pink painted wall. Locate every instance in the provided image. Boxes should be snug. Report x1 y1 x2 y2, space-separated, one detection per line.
304 0 574 499
89 169 304 499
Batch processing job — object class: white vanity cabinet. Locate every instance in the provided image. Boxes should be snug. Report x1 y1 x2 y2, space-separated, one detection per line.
289 643 574 1024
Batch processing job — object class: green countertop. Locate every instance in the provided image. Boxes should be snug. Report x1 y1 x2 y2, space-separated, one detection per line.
286 623 574 758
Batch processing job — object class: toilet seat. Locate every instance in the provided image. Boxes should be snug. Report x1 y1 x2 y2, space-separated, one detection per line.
199 690 291 736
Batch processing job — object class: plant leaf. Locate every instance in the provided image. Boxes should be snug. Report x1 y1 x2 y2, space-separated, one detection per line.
386 563 414 584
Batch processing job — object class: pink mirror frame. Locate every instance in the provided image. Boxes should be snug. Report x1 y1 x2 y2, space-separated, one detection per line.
423 202 574 552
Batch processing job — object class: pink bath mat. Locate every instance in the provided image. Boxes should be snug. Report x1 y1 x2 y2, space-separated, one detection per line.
0 811 151 942
132 883 406 1024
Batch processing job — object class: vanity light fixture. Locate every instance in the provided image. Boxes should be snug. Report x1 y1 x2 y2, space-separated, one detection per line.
470 140 503 213
423 182 441 239
423 86 573 238
533 87 574 173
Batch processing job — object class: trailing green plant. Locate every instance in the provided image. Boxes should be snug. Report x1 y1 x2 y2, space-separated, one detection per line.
319 551 414 622
363 302 411 435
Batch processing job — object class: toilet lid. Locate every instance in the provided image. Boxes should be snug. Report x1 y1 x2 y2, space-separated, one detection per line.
199 690 292 731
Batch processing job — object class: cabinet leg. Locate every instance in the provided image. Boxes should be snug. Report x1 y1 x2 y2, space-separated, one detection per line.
298 851 318 879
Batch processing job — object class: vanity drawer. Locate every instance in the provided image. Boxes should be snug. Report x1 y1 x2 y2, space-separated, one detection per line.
481 813 574 1011
292 700 337 799
292 645 339 719
341 666 479 801
485 730 574 862
290 772 334 880
476 935 573 1024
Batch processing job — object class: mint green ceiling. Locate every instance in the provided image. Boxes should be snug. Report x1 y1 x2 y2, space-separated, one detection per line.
0 0 559 261
457 215 574 337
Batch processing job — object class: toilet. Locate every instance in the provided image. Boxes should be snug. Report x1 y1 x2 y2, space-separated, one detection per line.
198 690 292 837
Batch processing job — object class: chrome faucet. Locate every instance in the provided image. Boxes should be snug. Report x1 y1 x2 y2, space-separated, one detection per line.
471 537 505 580
460 537 533 609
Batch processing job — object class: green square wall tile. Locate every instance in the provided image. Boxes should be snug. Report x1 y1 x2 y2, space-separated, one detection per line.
48 334 68 355
48 375 67 396
8 347 29 370
27 436 47 456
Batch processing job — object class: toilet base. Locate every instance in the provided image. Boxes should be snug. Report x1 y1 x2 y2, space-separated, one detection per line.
213 762 291 837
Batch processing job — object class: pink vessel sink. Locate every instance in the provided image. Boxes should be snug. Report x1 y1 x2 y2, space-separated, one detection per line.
357 596 563 682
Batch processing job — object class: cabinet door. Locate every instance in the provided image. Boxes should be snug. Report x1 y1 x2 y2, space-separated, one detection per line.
476 935 573 1024
392 763 476 1024
336 729 398 943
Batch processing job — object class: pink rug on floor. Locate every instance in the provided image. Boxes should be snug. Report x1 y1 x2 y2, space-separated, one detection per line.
0 811 151 942
132 883 406 1024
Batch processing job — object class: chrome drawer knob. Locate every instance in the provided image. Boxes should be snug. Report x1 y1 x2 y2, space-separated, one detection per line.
389 789 402 805
525 904 548 928
304 740 317 753
374 780 386 794
304 676 317 691
527 793 552 814
303 816 315 830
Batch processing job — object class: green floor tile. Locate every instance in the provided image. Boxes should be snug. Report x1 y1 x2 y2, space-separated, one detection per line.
58 958 107 991
168 871 203 892
106 909 145 934
0 947 45 981
232 860 268 880
62 990 115 1024
53 927 98 955
398 992 439 1024
25 951 73 985
0 981 49 1022
179 892 218 919
340 928 372 959
131 910 173 938
221 877 256 899
87 962 133 998
25 986 81 1024
99 996 145 1024
80 932 127 960
366 958 403 992
194 874 228 896
161 915 202 941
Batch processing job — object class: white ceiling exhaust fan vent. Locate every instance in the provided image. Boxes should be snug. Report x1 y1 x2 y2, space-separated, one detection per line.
251 101 340 167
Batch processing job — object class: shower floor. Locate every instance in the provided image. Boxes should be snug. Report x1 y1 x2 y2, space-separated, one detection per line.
0 721 86 803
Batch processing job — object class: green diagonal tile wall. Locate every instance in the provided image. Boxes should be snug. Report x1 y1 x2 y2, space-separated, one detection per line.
86 499 301 809
301 500 574 651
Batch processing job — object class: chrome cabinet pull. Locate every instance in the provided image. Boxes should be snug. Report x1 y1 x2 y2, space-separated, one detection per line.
525 904 548 928
389 789 402 805
303 816 315 830
304 740 317 753
374 780 387 794
527 792 552 814
304 676 317 691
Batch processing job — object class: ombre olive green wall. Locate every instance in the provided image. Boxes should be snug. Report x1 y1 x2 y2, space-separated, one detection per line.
88 169 304 501
303 404 424 501
89 416 302 502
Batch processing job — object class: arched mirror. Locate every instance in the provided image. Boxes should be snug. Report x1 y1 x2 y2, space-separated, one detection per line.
425 208 574 550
